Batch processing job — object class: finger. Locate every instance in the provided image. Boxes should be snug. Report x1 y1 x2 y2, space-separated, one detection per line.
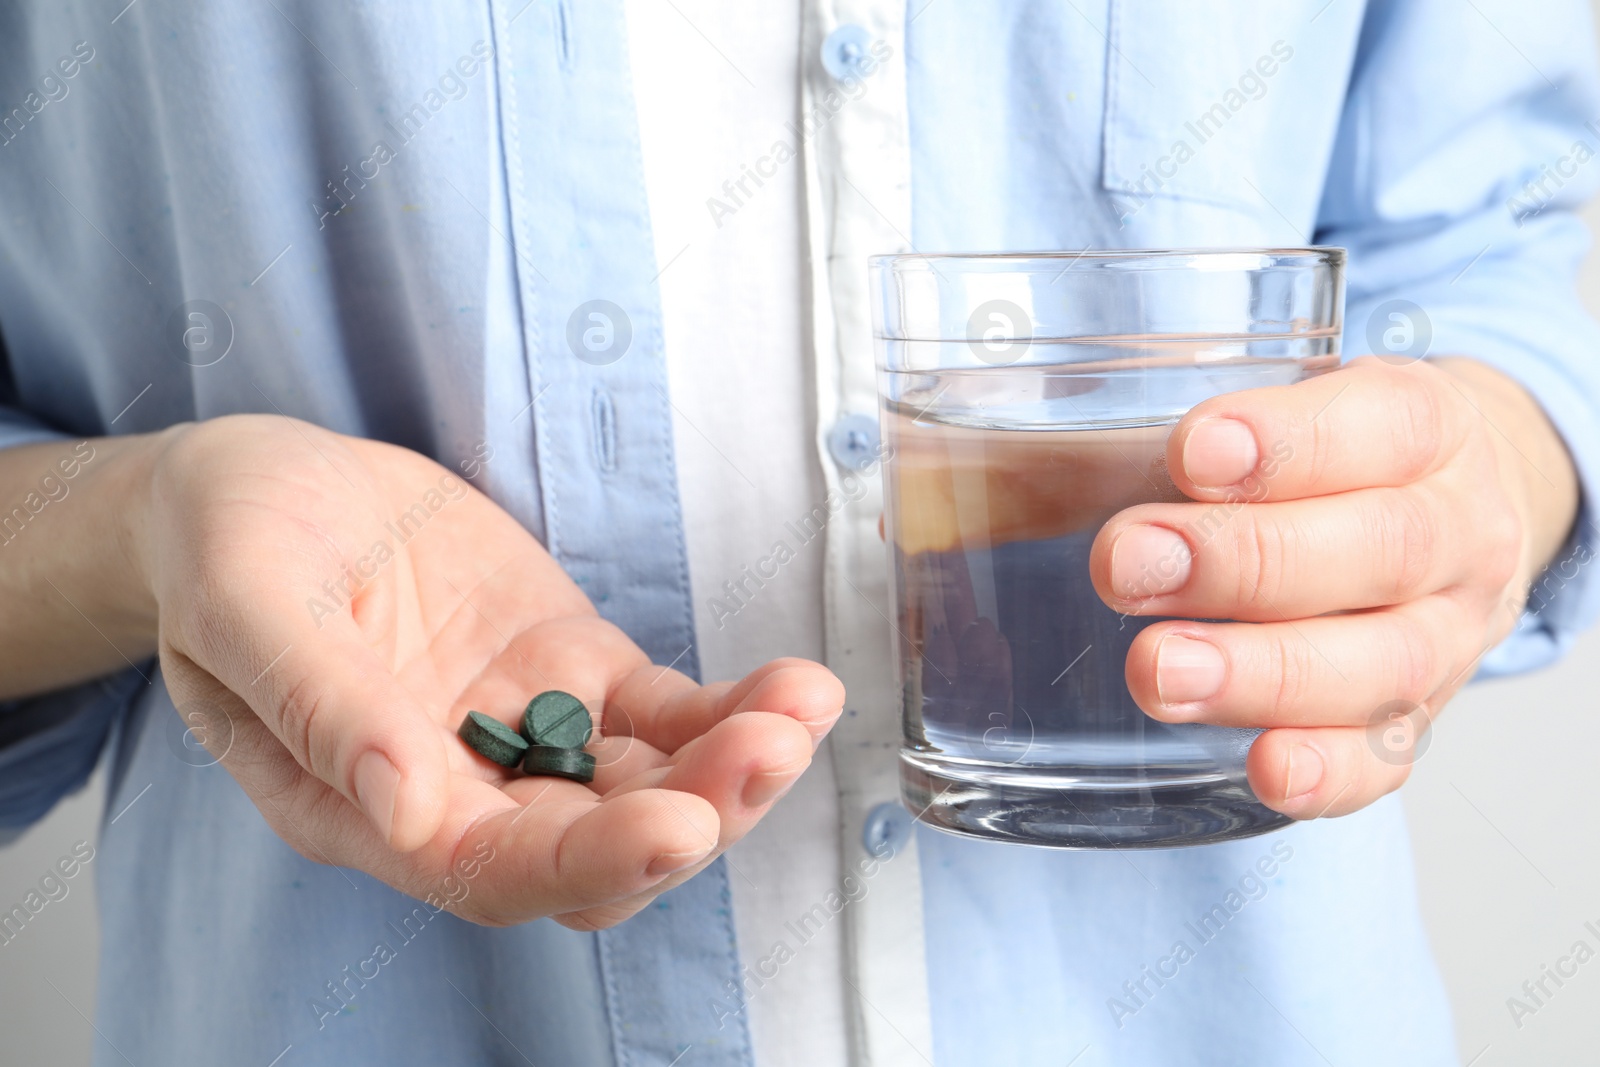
162 659 344 853
596 711 815 883
168 577 451 853
476 710 814 923
1246 723 1417 819
554 711 815 930
352 772 722 926
587 732 672 792
552 768 696 929
474 787 725 921
1170 357 1476 501
1124 596 1476 728
637 711 814 827
606 658 844 754
211 708 718 926
182 660 792 927
1090 481 1491 620
164 666 475 894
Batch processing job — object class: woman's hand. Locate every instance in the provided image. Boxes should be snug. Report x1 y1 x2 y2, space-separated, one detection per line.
1091 356 1579 819
127 415 842 929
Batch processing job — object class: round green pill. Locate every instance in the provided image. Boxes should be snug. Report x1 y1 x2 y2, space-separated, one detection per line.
521 745 597 784
457 711 529 768
522 690 594 750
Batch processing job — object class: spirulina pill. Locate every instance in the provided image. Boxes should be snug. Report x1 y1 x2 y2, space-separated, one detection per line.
522 690 594 750
458 711 529 768
521 745 597 784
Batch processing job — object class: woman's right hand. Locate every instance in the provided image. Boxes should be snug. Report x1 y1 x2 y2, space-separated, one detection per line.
6 415 844 929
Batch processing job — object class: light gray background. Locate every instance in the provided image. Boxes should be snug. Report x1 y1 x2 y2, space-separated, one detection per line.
6 36 1600 1067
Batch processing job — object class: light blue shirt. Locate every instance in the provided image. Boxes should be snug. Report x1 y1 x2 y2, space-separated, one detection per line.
3 1 1599 1064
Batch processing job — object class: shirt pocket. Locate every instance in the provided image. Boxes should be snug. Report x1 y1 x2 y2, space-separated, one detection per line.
1101 0 1343 223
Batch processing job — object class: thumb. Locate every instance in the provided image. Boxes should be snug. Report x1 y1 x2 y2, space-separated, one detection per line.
167 577 450 852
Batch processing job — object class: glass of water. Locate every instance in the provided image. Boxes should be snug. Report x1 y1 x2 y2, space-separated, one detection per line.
872 248 1344 849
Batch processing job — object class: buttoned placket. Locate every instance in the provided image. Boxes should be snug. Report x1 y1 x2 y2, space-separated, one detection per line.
799 2 936 1064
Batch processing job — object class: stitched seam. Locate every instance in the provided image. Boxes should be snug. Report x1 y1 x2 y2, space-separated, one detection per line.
492 0 554 560
596 927 629 1067
1103 0 1124 192
712 859 751 1061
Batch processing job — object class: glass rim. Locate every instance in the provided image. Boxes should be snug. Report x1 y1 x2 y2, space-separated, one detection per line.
871 244 1345 350
869 245 1345 269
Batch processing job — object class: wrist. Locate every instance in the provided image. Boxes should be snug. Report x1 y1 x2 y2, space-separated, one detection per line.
112 424 188 635
0 428 179 699
1433 357 1580 597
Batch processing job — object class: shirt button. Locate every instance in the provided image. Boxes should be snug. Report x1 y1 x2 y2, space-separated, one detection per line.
827 413 881 471
820 24 873 81
862 801 913 858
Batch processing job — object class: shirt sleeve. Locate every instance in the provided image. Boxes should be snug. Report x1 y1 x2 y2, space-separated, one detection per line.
0 365 135 841
1315 0 1600 676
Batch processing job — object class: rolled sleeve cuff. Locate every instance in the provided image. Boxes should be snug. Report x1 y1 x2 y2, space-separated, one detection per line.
0 674 143 835
0 405 71 452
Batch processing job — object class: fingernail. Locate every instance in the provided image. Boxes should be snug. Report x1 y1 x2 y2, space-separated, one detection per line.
1183 418 1259 488
1110 526 1192 599
1283 745 1325 801
354 751 400 844
742 769 798 810
646 845 712 879
1155 635 1225 706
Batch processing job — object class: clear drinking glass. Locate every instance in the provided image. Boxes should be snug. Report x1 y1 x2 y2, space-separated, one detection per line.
872 248 1344 849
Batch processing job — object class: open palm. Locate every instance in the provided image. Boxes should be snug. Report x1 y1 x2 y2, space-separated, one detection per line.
138 415 842 930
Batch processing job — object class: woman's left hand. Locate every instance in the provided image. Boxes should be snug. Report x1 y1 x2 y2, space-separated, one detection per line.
1091 356 1580 818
